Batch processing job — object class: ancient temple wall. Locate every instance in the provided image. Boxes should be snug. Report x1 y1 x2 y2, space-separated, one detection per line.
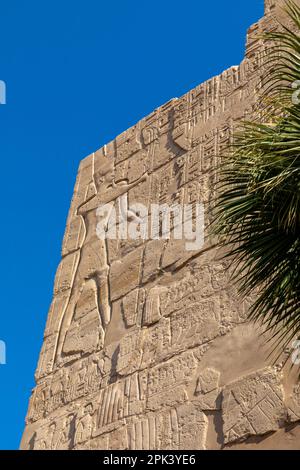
21 0 300 450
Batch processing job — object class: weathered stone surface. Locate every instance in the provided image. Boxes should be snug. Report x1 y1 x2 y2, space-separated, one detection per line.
222 368 286 444
20 0 300 451
287 384 300 423
194 368 221 411
177 404 208 450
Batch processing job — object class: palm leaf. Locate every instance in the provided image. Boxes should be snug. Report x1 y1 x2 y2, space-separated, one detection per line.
212 0 300 360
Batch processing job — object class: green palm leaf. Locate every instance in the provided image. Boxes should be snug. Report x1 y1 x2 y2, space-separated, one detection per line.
212 0 300 359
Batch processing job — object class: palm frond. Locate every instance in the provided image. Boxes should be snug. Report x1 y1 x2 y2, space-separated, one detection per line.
212 0 300 358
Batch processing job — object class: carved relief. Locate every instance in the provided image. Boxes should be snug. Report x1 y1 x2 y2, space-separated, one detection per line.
116 328 143 376
115 126 142 164
121 288 140 328
146 351 195 411
21 2 300 451
287 384 300 423
177 403 208 450
54 414 75 450
222 368 286 444
172 98 193 151
194 368 221 411
93 373 145 437
74 403 94 446
143 286 165 326
27 354 104 423
35 335 57 381
61 279 105 360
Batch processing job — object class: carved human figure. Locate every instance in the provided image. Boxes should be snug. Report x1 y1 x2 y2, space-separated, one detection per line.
55 157 147 363
54 415 74 450
74 403 94 446
47 422 57 449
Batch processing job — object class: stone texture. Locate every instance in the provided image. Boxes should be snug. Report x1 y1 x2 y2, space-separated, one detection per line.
287 384 300 423
194 368 221 411
222 368 286 444
20 0 300 451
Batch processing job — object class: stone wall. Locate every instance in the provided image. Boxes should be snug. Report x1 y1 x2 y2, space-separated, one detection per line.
21 0 300 450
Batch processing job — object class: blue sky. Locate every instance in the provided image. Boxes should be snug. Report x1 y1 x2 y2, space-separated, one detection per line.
0 0 264 449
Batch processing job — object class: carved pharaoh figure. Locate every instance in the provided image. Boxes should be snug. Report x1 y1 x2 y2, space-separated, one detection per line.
54 155 147 364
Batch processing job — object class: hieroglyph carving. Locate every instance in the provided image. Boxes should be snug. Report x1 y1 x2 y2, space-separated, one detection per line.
21 1 300 451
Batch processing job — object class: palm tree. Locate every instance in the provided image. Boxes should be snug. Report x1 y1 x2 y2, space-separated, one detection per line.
212 0 300 358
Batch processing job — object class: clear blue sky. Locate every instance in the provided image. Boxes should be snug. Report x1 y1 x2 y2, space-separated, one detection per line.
0 0 264 450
